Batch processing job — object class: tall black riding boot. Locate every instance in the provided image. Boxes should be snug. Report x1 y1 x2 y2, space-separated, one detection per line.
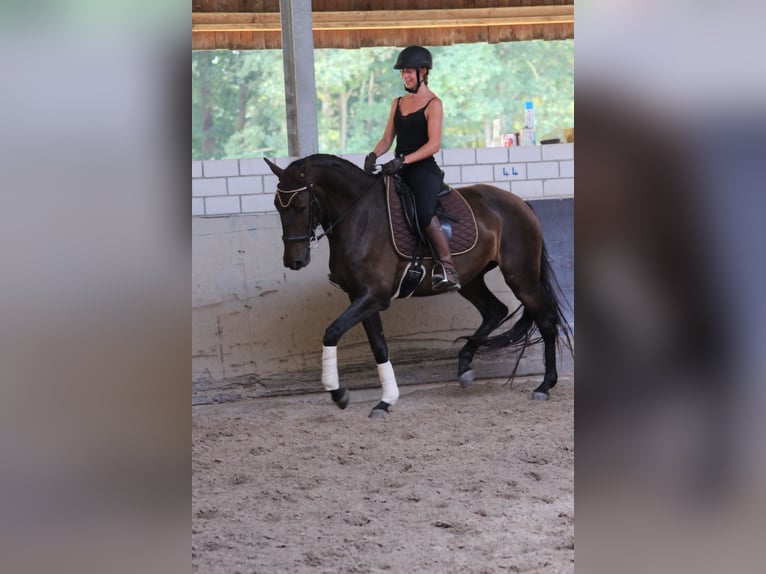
425 216 461 291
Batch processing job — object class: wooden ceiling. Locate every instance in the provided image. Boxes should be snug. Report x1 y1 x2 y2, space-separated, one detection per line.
192 1 575 50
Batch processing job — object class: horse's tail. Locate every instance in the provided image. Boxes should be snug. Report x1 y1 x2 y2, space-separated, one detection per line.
538 240 574 354
471 239 574 356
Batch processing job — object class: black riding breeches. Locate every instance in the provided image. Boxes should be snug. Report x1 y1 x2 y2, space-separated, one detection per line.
400 157 442 229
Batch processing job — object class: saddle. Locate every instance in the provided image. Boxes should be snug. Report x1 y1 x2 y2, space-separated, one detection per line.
385 174 478 298
386 174 478 260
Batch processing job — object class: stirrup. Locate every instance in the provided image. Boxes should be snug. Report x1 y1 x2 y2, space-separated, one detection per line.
431 261 461 292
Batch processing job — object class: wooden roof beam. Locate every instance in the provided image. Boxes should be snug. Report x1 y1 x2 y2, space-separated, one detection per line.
192 6 575 33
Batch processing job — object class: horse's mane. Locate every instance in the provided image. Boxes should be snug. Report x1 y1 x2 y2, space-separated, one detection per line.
287 153 366 176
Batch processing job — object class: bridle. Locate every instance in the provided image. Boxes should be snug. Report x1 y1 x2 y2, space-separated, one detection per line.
275 183 323 245
275 175 383 248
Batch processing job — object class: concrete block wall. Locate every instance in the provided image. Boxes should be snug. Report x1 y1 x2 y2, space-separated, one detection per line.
192 143 573 216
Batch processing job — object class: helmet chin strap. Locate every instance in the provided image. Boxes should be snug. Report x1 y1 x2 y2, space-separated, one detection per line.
404 69 422 94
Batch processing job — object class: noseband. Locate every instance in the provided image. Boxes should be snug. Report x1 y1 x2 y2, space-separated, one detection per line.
275 183 323 245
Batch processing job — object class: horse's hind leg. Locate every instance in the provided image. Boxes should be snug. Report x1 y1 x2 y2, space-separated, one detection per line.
531 303 560 400
513 285 560 400
362 312 400 418
457 272 509 387
496 251 564 400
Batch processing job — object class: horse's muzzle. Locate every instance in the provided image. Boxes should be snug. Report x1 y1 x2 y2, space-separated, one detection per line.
287 260 306 270
283 244 310 270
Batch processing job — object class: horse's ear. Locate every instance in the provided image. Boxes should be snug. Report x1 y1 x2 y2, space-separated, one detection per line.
300 156 312 180
263 157 284 177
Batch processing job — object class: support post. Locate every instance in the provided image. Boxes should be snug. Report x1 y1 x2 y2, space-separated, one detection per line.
280 0 319 157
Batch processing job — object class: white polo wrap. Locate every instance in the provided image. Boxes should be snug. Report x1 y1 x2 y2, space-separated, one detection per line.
321 345 340 391
377 360 399 405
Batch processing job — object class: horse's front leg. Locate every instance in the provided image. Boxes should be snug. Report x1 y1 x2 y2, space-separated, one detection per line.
361 312 399 418
321 293 385 410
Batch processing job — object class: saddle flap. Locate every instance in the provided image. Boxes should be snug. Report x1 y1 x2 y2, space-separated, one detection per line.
391 176 421 241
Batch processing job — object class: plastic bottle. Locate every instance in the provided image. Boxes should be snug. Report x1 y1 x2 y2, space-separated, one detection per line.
499 113 516 146
522 100 536 145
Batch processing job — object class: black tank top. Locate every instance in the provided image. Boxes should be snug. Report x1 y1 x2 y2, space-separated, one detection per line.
394 97 436 157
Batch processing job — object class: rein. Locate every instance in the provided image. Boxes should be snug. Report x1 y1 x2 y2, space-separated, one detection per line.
276 175 383 247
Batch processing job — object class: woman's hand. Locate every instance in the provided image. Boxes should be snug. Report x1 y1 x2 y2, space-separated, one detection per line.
381 156 404 175
364 152 377 173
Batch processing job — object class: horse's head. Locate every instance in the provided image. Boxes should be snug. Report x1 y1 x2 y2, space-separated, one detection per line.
266 157 319 270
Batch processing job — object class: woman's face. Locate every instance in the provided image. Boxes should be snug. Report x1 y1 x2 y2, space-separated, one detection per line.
400 67 424 91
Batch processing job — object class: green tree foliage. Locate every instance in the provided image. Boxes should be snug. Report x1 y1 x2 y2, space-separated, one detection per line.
314 47 399 155
192 41 573 160
431 41 574 147
192 50 287 160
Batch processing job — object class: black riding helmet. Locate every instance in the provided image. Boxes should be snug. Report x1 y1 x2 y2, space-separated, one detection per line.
394 46 432 93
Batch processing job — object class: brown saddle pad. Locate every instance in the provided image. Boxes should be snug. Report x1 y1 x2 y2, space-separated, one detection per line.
386 176 478 259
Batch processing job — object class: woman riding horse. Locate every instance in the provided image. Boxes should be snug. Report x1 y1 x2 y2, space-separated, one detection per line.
364 46 461 292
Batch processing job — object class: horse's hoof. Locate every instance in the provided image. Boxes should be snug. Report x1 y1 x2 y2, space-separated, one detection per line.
369 401 391 418
459 369 474 388
330 387 350 409
531 391 549 401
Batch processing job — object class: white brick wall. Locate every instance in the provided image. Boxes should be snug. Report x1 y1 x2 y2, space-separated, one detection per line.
192 144 574 216
512 180 544 197
493 163 527 181
228 176 263 195
544 178 575 197
527 161 559 180
441 148 476 165
461 164 493 183
193 178 227 197
203 159 239 177
240 157 287 175
205 196 240 215
441 165 461 184
241 194 276 213
541 143 574 161
508 146 542 162
475 147 508 164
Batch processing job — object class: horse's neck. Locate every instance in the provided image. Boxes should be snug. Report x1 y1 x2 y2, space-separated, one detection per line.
315 172 377 216
313 172 383 240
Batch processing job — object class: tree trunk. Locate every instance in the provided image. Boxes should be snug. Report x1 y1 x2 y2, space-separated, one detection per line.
237 84 247 131
339 90 350 153
365 70 375 133
199 55 215 159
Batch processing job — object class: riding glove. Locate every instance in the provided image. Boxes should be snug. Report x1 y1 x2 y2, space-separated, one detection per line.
364 152 377 173
381 156 405 175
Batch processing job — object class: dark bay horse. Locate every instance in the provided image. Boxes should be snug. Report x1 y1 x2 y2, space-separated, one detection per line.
266 154 572 417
